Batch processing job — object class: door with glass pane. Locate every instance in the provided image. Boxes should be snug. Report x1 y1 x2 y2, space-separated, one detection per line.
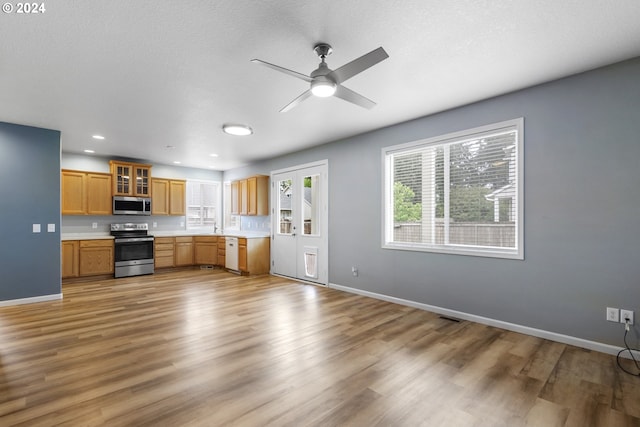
271 161 328 285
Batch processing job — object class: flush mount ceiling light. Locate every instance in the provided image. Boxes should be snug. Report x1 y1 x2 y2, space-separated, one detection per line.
92 135 105 140
222 124 253 136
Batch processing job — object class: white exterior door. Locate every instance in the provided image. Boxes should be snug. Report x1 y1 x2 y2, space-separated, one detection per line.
271 161 328 285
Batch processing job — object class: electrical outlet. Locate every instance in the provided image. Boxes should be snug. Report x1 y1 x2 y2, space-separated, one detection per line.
621 309 634 325
351 266 358 277
607 307 619 322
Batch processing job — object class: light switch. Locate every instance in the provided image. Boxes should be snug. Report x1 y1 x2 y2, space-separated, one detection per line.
33 224 41 233
48 224 56 232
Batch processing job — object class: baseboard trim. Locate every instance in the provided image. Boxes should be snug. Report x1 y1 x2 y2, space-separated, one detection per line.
0 293 62 307
328 282 637 359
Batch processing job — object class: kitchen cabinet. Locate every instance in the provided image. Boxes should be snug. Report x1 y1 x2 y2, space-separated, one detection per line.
174 237 194 266
231 175 269 216
79 240 114 276
238 238 247 272
152 178 186 215
61 240 79 278
239 179 248 215
61 170 112 215
110 161 152 197
194 236 218 265
237 237 270 275
231 181 239 215
247 175 269 216
86 173 113 214
217 236 225 267
169 180 186 215
61 171 85 214
154 237 175 268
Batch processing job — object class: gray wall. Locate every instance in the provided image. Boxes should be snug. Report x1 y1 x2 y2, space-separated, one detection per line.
224 57 640 347
0 122 61 301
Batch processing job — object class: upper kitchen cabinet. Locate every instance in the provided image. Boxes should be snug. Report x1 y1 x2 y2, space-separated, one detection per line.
110 161 152 197
151 178 186 216
61 170 112 215
231 175 269 216
230 181 239 215
61 170 85 214
247 175 268 216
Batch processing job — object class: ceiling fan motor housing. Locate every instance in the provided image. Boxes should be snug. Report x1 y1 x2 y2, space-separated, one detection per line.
313 43 333 59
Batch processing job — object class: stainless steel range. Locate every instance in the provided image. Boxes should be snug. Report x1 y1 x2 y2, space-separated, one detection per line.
110 223 154 278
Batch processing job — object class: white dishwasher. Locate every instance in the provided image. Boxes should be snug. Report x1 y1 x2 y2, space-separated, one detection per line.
225 237 239 271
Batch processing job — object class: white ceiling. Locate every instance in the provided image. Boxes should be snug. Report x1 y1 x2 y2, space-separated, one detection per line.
2 1 640 171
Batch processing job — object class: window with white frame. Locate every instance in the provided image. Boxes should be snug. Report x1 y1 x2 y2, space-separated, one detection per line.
383 118 523 259
186 180 221 230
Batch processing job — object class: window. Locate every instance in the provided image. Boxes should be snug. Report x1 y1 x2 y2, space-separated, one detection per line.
186 180 221 230
383 118 523 259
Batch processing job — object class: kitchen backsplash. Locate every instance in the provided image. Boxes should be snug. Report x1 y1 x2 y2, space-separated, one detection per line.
240 215 270 233
62 215 271 234
62 215 186 234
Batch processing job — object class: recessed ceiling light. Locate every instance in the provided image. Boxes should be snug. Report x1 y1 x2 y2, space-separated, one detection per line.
92 135 105 140
84 149 95 153
209 153 219 157
222 124 253 136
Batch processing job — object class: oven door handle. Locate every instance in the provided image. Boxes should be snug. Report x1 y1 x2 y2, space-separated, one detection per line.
114 237 155 243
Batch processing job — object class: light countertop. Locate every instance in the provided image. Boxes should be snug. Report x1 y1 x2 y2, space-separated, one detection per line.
153 230 270 239
62 231 270 241
62 233 113 241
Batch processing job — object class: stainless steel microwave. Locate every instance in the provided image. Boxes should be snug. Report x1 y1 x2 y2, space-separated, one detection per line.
113 196 152 215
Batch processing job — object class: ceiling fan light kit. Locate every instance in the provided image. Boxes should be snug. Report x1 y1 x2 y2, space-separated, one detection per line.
310 77 336 97
252 43 389 112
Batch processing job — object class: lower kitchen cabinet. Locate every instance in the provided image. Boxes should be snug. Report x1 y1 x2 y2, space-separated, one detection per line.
217 236 225 268
238 237 270 275
174 237 194 266
79 240 114 276
61 241 80 278
194 236 218 265
238 239 247 272
154 237 175 268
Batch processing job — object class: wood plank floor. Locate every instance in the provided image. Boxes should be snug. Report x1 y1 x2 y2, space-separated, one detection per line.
1 269 639 426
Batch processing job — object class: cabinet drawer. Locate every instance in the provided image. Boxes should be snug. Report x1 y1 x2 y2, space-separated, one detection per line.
175 236 193 243
155 237 174 244
155 243 174 251
194 236 217 243
155 255 174 268
80 240 113 248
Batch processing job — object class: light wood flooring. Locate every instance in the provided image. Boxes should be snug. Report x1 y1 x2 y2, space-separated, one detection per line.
1 268 639 426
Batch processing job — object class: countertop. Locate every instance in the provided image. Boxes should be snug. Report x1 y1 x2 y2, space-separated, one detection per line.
61 230 270 241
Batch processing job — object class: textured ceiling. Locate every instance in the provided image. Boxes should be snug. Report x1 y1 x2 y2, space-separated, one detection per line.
1 0 640 170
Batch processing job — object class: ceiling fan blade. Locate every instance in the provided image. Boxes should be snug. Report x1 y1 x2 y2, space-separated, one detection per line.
333 85 377 109
280 90 313 113
328 47 389 84
251 59 313 83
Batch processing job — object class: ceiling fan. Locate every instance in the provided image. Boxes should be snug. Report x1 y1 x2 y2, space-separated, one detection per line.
251 43 389 113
